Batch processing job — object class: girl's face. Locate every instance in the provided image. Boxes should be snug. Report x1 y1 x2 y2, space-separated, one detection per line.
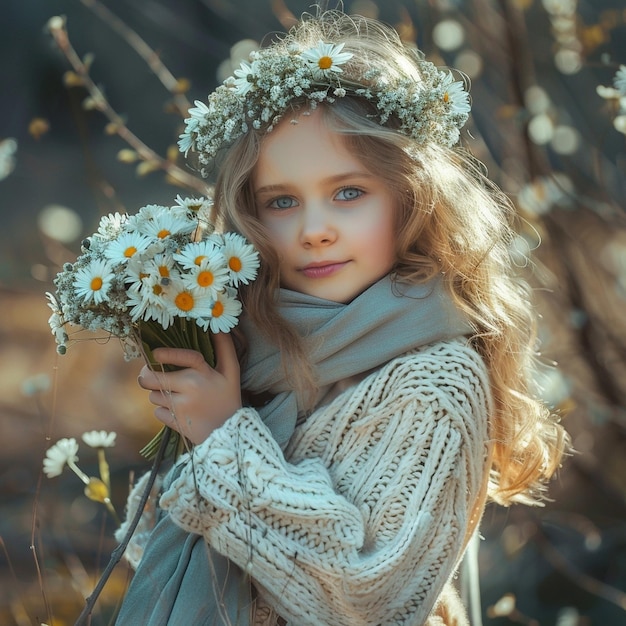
252 109 397 303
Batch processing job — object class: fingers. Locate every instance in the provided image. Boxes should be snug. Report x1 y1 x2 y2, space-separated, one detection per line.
212 332 240 378
151 347 208 370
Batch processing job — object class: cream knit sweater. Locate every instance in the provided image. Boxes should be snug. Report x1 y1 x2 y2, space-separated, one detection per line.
120 338 491 625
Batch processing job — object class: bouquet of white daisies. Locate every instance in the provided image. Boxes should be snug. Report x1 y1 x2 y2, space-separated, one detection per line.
46 196 259 459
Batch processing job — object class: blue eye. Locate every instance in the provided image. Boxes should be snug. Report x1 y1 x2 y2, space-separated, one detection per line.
336 187 363 201
269 196 298 209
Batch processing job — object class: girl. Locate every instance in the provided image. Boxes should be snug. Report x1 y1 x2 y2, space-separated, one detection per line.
115 10 569 626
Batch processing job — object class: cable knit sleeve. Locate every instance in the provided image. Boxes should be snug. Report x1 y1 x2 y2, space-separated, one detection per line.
159 339 491 625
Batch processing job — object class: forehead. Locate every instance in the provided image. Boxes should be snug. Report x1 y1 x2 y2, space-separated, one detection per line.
253 109 366 187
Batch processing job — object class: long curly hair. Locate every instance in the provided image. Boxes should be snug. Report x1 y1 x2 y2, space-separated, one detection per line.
210 10 569 506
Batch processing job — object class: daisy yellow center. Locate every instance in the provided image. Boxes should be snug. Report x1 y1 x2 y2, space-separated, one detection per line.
443 92 450 103
197 271 214 287
158 266 170 278
318 56 333 70
228 257 242 272
194 255 206 265
175 291 195 312
152 284 163 296
90 277 103 291
157 229 170 239
212 301 224 317
124 246 137 258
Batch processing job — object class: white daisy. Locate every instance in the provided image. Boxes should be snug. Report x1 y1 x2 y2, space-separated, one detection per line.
43 437 79 478
82 430 117 448
45 291 69 345
174 239 223 270
614 65 626 95
221 232 260 286
182 255 230 298
73 258 115 304
232 60 258 95
204 288 243 333
164 278 215 321
186 99 211 124
441 73 471 115
134 208 197 240
127 280 173 328
300 41 353 78
103 231 152 264
172 195 213 218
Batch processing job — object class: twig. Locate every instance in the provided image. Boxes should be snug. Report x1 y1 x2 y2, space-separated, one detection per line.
73 427 172 625
77 0 191 116
47 16 208 196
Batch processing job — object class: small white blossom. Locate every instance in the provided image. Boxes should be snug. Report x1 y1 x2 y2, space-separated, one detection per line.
82 430 117 448
43 438 79 478
613 65 626 95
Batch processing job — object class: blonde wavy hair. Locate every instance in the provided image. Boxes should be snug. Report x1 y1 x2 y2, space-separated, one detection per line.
209 11 569 506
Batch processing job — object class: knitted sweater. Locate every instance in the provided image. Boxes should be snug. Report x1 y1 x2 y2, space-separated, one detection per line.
120 338 491 625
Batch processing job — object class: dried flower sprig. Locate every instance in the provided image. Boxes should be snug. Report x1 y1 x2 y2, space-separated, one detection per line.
46 15 205 193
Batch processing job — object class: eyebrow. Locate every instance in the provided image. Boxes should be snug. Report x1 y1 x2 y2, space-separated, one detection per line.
254 170 370 195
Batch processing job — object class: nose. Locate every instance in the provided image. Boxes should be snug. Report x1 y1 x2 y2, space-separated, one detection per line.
300 205 337 248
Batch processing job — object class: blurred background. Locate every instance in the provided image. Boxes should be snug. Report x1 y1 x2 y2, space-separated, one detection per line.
1 0 626 624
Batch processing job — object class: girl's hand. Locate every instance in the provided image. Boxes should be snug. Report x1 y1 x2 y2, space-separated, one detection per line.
137 332 242 444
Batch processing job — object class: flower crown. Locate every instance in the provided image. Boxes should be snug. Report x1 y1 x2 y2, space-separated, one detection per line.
179 40 471 176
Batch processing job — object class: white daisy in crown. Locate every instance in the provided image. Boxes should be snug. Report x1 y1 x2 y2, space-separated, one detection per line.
221 232 261 286
232 59 258 96
73 258 115 304
441 73 471 115
300 41 353 79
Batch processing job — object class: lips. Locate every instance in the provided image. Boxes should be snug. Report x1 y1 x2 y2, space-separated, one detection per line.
300 261 347 278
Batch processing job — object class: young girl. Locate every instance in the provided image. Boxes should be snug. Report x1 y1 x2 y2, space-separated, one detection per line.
114 10 568 625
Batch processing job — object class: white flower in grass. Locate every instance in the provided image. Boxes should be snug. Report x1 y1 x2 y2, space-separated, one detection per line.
82 430 116 448
43 437 79 478
103 231 152 265
300 41 353 78
221 232 260 286
73 258 115 304
614 65 626 95
441 73 471 115
182 255 230 299
164 278 215 322
232 60 258 95
204 288 243 333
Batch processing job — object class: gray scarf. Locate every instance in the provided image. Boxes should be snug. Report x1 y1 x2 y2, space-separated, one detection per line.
241 274 472 447
115 274 471 626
